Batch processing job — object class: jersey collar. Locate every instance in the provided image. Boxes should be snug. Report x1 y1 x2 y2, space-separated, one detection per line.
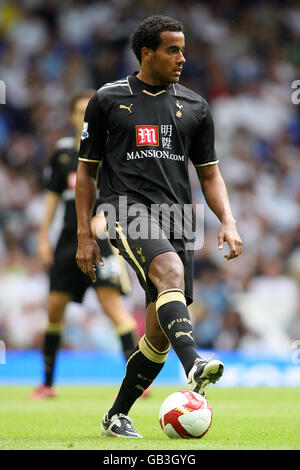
127 73 175 96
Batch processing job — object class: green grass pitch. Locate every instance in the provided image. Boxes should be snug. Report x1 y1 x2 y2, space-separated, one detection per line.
0 386 299 450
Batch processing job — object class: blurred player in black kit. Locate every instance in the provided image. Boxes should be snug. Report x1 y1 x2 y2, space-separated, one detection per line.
75 16 242 437
30 90 137 400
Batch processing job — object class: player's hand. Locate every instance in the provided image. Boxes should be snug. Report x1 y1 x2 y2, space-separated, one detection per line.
38 238 54 268
217 221 242 260
76 236 104 282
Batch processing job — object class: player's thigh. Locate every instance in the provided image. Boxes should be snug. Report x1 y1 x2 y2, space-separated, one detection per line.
47 291 72 323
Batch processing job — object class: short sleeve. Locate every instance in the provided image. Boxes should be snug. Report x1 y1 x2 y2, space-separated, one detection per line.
78 93 107 163
43 151 65 194
188 100 218 167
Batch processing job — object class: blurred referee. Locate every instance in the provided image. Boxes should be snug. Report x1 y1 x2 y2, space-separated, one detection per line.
75 16 242 437
30 91 137 400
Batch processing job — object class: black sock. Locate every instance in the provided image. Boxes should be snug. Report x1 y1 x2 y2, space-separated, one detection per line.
119 330 138 361
115 320 138 361
108 335 169 418
43 324 62 387
156 289 199 376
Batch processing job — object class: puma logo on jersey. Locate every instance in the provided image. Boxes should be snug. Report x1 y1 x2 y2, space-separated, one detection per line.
175 330 193 341
120 104 133 113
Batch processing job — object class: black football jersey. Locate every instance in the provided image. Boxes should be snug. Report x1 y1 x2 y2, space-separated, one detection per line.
78 74 218 221
44 137 95 232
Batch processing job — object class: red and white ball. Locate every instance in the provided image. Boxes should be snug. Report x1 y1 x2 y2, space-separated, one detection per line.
159 390 212 439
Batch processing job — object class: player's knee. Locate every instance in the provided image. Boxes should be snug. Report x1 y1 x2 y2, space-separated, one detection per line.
148 252 184 292
48 309 64 324
145 301 169 351
139 334 170 363
47 292 69 323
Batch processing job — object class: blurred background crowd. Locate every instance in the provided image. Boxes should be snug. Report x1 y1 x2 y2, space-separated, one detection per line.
0 0 299 354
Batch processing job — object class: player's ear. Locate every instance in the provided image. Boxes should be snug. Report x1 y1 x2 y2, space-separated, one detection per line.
141 47 153 64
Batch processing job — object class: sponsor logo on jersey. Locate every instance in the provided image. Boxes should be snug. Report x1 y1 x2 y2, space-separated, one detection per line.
81 121 89 140
126 150 184 161
136 125 159 146
161 124 173 149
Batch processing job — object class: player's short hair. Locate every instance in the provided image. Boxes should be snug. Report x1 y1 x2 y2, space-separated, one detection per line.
130 15 184 64
69 89 96 113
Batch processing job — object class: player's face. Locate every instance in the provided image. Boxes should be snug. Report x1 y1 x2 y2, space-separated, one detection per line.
71 98 89 133
146 31 186 85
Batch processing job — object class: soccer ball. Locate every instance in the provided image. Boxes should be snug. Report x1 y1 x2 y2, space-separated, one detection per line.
159 390 212 439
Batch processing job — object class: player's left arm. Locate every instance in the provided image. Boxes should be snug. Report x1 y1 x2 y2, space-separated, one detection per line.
196 163 242 260
190 99 242 260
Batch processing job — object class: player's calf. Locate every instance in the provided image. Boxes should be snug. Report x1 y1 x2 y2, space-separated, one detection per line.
155 288 199 376
105 335 170 420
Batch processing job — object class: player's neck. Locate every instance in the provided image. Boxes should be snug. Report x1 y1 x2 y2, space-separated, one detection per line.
136 70 168 87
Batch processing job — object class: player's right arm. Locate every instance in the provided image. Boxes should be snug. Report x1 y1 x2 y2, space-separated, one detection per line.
75 93 107 281
75 160 103 282
38 191 61 267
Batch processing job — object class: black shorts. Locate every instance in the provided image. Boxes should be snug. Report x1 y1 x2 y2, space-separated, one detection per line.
109 215 194 306
50 229 130 303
